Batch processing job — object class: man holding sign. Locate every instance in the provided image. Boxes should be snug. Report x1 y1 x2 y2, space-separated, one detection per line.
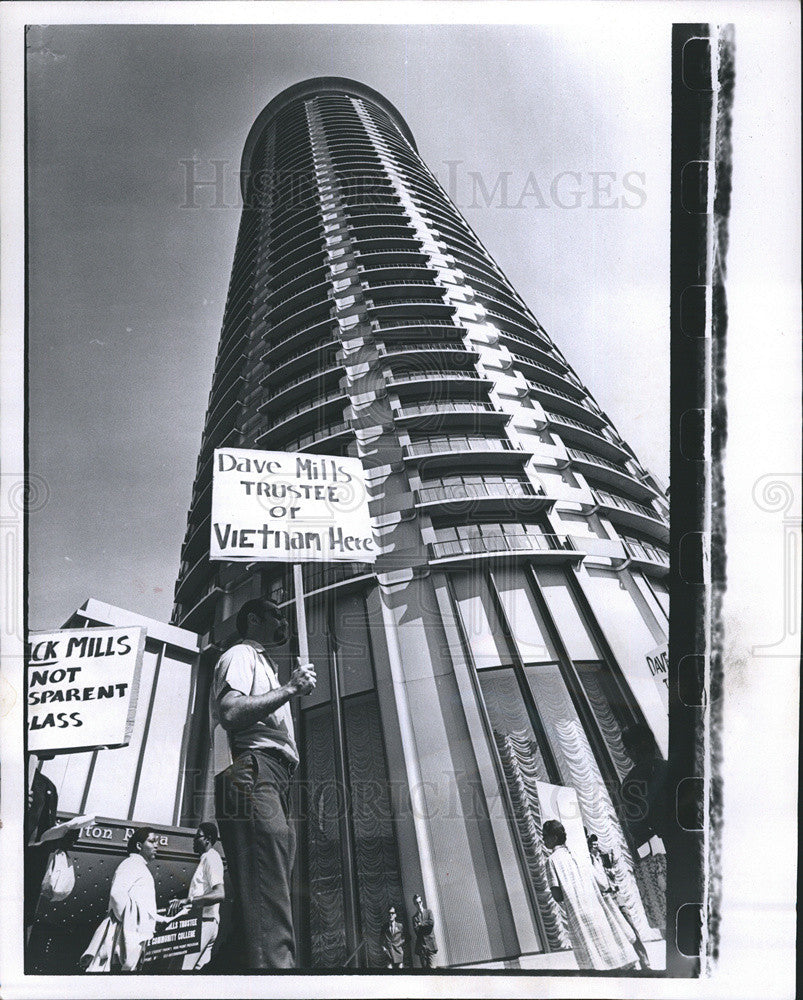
210 598 316 970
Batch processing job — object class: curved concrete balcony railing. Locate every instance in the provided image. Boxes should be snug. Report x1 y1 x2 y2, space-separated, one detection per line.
404 437 531 470
374 318 462 335
359 264 437 282
269 233 327 274
544 410 631 464
265 279 332 322
462 273 525 310
174 551 211 605
416 479 547 514
395 400 510 425
268 219 325 257
346 223 417 241
591 488 669 542
267 267 329 305
258 364 344 411
508 353 584 396
262 318 337 364
270 248 330 291
265 298 332 341
262 338 340 383
378 341 475 359
350 236 425 255
269 204 322 243
283 419 353 453
387 370 488 394
176 576 223 632
255 388 348 441
198 400 240 461
367 297 454 318
564 535 628 562
181 511 212 565
483 308 547 343
527 381 604 427
621 534 670 574
429 531 574 563
405 437 523 458
566 446 659 503
269 192 319 228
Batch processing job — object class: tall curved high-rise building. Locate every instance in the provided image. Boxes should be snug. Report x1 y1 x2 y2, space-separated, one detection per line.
172 78 669 969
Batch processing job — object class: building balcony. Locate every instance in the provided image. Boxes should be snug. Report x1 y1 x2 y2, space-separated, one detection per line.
394 400 511 427
358 263 437 283
508 353 584 396
591 488 669 542
429 531 575 565
388 369 489 396
255 389 349 443
347 223 417 242
366 296 455 319
265 278 332 323
378 341 476 362
258 364 344 411
269 204 322 242
174 552 212 605
621 534 670 575
404 437 530 468
262 318 337 365
495 326 555 356
415 479 547 515
373 317 462 337
356 250 430 270
270 192 319 229
544 410 631 463
268 220 325 258
263 338 340 383
181 511 212 566
350 236 424 254
269 249 330 291
483 308 547 343
265 298 333 340
527 381 604 426
282 419 354 453
199 400 240 459
206 374 245 425
566 446 659 503
177 577 223 633
270 234 327 273
267 265 329 304
564 534 629 564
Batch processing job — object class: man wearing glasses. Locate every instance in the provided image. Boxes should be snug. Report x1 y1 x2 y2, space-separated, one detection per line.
210 598 316 970
380 905 406 969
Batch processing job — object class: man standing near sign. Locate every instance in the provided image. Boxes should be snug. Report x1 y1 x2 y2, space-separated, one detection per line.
168 823 225 970
210 598 316 970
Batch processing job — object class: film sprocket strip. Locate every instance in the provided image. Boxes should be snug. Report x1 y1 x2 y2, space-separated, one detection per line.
667 22 732 976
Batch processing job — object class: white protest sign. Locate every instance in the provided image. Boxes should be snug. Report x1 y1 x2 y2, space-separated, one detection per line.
645 642 669 692
27 627 146 754
211 448 376 564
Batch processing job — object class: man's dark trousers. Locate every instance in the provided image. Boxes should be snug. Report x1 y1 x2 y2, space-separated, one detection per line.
215 749 296 969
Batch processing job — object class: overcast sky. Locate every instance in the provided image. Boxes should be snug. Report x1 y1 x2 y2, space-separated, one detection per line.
27 22 671 630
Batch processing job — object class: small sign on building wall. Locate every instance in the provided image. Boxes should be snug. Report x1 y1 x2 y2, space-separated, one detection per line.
26 626 146 754
211 447 376 564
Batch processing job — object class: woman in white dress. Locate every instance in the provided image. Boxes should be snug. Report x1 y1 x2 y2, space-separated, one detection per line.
542 820 638 971
81 827 172 972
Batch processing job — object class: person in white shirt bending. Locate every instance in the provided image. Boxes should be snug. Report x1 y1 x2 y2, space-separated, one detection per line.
168 823 225 970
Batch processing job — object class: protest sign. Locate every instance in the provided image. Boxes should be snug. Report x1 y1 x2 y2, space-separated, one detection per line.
26 626 146 754
140 915 203 965
210 447 376 564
